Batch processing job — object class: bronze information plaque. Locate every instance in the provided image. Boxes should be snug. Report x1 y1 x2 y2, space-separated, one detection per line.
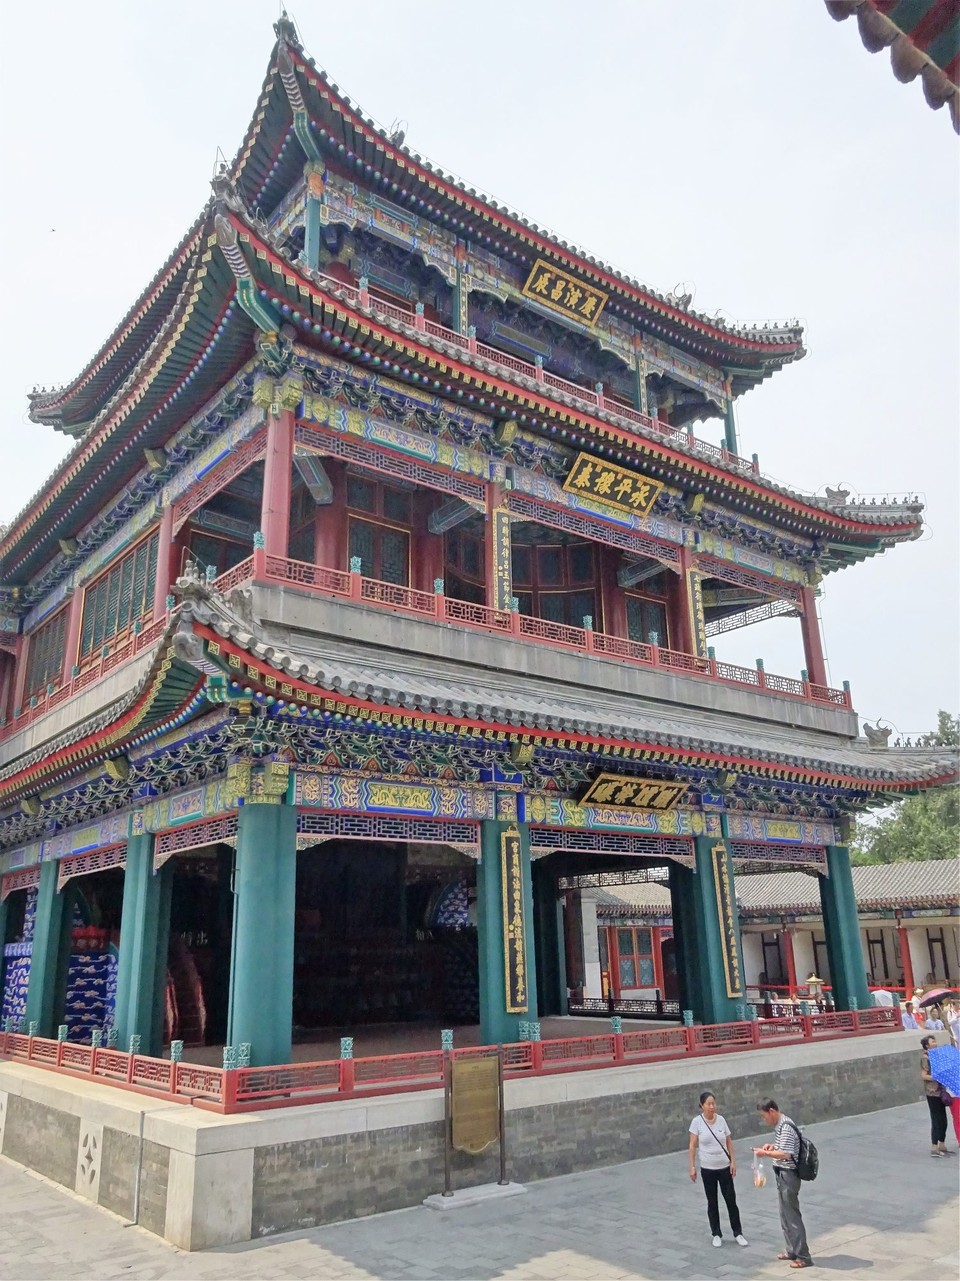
450 1055 501 1155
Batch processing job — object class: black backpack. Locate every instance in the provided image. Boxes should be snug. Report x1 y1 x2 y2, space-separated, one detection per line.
787 1120 819 1181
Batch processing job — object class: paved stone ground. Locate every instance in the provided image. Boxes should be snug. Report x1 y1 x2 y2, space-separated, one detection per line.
0 1103 956 1280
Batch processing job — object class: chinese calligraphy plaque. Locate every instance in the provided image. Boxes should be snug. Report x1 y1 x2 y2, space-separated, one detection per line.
562 453 664 517
521 259 608 328
579 774 687 810
501 827 528 1013
450 1055 501 1155
711 841 743 998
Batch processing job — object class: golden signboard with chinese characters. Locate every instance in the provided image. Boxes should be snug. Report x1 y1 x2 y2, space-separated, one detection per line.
711 841 744 998
562 454 664 518
521 258 608 327
579 774 688 811
450 1055 501 1155
501 827 528 1013
491 507 513 611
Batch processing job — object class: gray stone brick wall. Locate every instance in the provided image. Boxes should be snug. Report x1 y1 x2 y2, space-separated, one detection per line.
250 1046 918 1237
98 1127 170 1235
1 1095 79 1189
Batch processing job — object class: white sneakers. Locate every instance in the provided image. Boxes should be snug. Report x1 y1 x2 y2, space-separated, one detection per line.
735 1234 749 1247
712 1236 722 1248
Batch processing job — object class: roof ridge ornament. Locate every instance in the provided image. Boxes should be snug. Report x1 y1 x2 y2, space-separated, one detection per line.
273 10 300 47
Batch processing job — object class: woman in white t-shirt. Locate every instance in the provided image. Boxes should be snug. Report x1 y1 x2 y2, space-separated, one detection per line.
688 1091 749 1249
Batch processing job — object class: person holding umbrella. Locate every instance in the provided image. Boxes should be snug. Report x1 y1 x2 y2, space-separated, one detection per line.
925 1038 960 1145
921 1035 954 1156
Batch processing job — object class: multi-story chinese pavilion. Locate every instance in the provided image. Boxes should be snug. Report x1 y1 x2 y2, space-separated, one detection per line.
0 19 955 1068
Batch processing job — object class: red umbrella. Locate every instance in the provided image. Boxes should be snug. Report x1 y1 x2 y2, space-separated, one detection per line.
918 988 959 1007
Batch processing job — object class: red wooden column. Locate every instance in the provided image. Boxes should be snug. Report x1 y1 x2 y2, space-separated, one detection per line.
313 461 345 569
782 927 798 997
608 926 622 1000
671 544 705 657
799 585 828 687
61 591 85 684
11 634 29 717
260 407 296 559
413 492 445 595
598 546 626 637
898 923 914 996
152 503 176 619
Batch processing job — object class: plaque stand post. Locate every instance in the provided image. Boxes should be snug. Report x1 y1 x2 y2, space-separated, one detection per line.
426 1048 525 1211
497 1049 507 1186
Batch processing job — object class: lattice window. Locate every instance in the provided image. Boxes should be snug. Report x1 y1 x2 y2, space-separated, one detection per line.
295 423 487 506
507 492 681 566
57 844 127 892
296 811 480 856
729 841 826 870
696 554 802 607
23 606 69 700
1 866 41 902
79 534 158 664
531 827 694 863
153 814 239 870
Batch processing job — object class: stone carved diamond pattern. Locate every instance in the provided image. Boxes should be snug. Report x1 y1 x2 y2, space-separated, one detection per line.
74 1121 103 1202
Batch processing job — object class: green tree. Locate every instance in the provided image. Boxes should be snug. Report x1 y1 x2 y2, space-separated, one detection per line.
851 711 959 865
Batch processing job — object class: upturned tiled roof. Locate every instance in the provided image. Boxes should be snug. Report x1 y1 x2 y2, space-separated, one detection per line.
597 858 960 916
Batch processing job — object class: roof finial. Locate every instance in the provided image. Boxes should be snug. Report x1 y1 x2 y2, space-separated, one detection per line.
274 8 299 45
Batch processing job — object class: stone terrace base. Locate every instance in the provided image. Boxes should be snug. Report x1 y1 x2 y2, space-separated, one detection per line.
0 1031 920 1250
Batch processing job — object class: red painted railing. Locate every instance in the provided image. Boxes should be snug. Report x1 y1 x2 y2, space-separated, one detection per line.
222 554 851 711
0 1007 900 1114
287 267 763 480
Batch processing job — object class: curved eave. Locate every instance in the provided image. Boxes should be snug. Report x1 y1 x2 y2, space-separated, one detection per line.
826 0 960 132
0 644 206 805
234 213 921 548
195 623 958 795
27 217 208 432
0 232 256 583
280 46 805 368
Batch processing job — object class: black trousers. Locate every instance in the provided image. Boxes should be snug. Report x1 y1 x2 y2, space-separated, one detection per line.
927 1094 948 1145
701 1166 742 1237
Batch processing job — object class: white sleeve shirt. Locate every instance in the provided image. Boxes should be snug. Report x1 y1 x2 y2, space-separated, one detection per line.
689 1114 732 1170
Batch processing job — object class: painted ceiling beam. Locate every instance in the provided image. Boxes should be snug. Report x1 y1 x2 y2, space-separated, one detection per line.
427 497 475 535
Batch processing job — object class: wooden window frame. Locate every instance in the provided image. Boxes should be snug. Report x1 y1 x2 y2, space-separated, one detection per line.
78 533 158 670
23 606 70 701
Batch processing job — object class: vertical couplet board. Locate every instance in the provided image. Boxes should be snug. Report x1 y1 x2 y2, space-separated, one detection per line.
711 841 743 998
491 508 513 612
501 827 528 1013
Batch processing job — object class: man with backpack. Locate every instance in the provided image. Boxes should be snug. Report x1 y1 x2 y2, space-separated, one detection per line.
754 1098 815 1270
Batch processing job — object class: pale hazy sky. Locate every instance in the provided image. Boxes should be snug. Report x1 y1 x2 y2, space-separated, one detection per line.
1 0 957 735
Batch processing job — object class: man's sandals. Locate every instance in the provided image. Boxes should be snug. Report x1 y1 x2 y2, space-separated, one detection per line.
777 1256 813 1269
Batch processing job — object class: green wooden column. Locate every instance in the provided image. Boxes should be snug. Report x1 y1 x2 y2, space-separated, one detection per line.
669 840 745 1024
227 800 298 1067
114 833 173 1055
477 818 538 1045
24 862 70 1037
668 861 699 1018
532 856 566 1017
818 845 870 1011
